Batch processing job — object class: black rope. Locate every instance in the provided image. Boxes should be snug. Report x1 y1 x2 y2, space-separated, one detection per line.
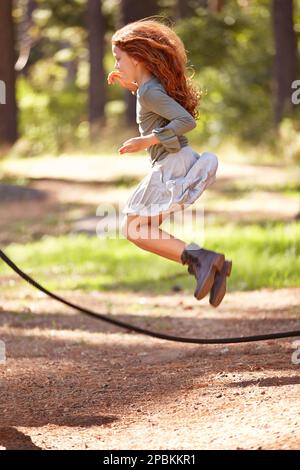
1 248 299 345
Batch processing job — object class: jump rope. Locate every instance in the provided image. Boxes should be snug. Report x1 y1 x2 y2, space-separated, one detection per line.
1 248 299 345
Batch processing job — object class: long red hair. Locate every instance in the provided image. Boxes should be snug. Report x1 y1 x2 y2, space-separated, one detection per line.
111 18 202 120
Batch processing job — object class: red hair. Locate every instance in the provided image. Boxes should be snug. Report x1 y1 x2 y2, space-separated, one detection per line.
111 18 202 120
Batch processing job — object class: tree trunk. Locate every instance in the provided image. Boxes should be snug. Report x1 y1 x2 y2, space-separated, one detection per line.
120 0 159 126
87 0 106 141
208 0 225 13
177 0 193 19
59 40 78 87
0 0 18 145
272 0 298 124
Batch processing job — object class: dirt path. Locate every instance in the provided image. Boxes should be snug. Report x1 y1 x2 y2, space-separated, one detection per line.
0 286 299 450
0 155 299 449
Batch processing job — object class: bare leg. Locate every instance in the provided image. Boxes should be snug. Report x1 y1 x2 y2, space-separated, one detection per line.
122 209 189 264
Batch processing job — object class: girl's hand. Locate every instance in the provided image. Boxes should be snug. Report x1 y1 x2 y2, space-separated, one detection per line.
107 71 138 93
118 136 152 155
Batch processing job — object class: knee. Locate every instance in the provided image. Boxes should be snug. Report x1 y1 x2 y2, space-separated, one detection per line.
202 152 218 176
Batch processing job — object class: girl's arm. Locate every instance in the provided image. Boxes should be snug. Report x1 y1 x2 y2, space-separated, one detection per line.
118 133 160 155
141 86 197 153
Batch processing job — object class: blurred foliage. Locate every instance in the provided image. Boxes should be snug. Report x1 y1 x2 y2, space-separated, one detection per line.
16 78 87 155
176 0 300 149
278 117 300 165
1 221 300 293
6 0 300 159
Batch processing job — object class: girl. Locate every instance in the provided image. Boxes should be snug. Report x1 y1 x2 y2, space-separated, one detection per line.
107 18 232 307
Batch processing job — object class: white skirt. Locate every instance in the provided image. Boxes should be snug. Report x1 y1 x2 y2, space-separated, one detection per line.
122 145 218 217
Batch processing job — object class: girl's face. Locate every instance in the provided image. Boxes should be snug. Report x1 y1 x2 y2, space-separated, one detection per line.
112 44 137 82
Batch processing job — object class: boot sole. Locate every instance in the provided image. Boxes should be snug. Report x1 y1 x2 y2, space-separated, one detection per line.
194 253 225 300
210 260 232 307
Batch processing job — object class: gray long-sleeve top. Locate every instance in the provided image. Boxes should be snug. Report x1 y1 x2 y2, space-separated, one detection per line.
133 76 197 167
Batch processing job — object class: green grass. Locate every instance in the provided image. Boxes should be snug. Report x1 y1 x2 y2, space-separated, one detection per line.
0 221 299 295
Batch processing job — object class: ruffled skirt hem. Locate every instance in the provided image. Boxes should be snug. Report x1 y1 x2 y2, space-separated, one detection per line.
122 146 218 217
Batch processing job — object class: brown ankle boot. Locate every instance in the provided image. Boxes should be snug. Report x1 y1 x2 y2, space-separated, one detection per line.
209 260 232 307
181 243 225 300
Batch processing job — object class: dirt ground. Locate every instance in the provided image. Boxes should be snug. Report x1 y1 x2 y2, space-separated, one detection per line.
0 286 300 450
0 156 299 450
